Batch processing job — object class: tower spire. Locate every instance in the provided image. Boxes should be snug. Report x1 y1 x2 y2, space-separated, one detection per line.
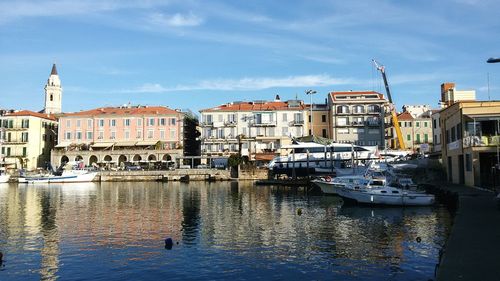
51 63 58 75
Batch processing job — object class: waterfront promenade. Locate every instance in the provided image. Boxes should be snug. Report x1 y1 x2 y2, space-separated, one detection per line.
434 183 500 281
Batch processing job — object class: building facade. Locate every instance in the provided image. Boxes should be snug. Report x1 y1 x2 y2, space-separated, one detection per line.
440 101 500 188
0 110 57 170
328 91 388 148
396 110 433 152
199 98 309 161
51 105 184 167
308 103 330 138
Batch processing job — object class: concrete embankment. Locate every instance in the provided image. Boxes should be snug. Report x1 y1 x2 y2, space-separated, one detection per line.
98 169 232 182
425 183 500 281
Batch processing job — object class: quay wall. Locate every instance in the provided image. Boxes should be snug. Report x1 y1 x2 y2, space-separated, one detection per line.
238 168 269 180
98 169 231 182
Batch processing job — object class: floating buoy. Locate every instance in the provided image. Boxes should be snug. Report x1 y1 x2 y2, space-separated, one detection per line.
165 238 173 250
297 208 302 216
416 237 422 243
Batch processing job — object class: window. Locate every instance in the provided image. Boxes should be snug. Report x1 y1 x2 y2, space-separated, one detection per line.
50 95 53 101
322 129 327 137
66 120 71 127
416 122 420 127
22 119 30 128
125 131 130 139
367 105 380 113
99 119 104 127
399 122 402 127
125 119 131 127
111 131 116 139
76 120 81 128
148 118 155 126
424 134 428 143
98 131 104 139
353 117 363 125
22 147 27 157
338 128 349 134
160 118 166 126
322 115 326 122
148 130 154 139
294 113 303 123
337 117 349 126
269 128 275 137
337 105 349 114
416 134 421 143
110 119 116 127
407 134 411 141
282 127 288 136
424 122 428 127
76 131 82 140
352 128 365 134
433 119 437 129
88 119 93 128
86 131 92 140
282 113 288 122
21 132 29 142
137 119 143 126
353 105 365 114
137 130 142 139
434 134 438 144
160 130 165 139
451 127 456 142
170 118 176 126
368 129 379 134
65 131 71 140
170 129 176 139
218 114 223 122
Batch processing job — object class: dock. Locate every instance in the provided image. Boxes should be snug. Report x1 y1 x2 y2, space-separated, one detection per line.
426 183 500 281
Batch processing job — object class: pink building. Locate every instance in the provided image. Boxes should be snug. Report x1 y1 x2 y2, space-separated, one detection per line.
52 105 184 167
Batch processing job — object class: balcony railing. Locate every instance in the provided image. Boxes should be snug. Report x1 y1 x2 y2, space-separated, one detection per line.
224 120 237 126
290 120 304 126
250 121 276 127
200 121 214 127
351 121 364 126
365 121 381 126
463 135 500 148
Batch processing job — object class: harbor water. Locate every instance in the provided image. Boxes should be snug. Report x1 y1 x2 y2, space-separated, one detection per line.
0 181 451 280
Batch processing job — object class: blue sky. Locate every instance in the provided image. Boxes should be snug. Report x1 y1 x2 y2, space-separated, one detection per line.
1 0 499 114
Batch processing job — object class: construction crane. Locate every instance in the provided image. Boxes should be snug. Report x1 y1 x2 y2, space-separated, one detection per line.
372 59 406 150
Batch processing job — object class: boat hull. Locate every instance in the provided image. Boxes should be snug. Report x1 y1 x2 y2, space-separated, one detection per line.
336 187 435 206
19 172 97 184
312 180 343 195
0 174 10 183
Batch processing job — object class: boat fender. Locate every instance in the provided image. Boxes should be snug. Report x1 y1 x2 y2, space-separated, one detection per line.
165 238 173 250
416 237 421 243
325 176 332 182
297 208 302 216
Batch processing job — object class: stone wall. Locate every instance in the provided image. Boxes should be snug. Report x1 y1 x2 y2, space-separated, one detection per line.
238 167 269 180
99 168 231 182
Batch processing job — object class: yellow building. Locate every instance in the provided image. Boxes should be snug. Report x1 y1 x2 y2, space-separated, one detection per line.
440 101 500 188
0 110 58 170
308 103 330 138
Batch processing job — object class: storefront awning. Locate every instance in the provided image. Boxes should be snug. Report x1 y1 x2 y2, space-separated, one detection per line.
136 141 159 146
54 141 72 148
91 142 115 148
114 141 137 147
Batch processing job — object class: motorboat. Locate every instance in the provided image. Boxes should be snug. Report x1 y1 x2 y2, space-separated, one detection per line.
312 174 385 195
0 167 10 183
336 185 435 206
18 161 98 184
269 141 379 176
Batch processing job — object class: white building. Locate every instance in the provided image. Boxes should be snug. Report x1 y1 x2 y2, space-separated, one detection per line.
44 64 62 115
199 98 309 161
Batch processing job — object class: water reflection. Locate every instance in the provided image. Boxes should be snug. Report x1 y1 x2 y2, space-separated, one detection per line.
0 181 451 280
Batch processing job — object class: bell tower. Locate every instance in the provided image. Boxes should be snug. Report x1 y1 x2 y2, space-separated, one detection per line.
44 63 62 114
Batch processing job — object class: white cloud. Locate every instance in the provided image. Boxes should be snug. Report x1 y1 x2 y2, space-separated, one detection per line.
149 12 203 27
121 74 359 93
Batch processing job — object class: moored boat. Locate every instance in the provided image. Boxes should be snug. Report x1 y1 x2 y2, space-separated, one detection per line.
336 185 435 206
18 169 98 184
0 167 10 183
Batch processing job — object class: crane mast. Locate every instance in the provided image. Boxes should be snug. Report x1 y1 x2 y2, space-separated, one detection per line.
372 59 406 150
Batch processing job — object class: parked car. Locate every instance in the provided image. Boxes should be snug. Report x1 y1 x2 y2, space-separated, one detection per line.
125 165 143 171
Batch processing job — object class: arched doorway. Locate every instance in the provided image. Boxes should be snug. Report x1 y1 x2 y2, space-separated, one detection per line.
118 155 127 167
148 155 157 161
133 154 142 162
89 155 98 165
162 154 172 161
104 155 112 162
61 155 69 164
75 155 83 161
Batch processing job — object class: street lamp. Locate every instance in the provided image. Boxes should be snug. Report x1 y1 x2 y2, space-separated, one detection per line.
305 89 317 136
487 57 500 63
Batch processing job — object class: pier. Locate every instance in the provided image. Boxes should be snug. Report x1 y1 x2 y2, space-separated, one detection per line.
426 183 500 281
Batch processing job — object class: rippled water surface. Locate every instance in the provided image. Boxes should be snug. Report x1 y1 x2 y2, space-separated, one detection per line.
0 181 451 280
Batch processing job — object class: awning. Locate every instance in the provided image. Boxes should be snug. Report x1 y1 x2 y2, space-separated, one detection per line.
136 141 159 146
464 114 500 121
91 142 115 148
54 141 72 148
114 141 137 147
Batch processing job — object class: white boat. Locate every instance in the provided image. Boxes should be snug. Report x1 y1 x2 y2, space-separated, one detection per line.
18 169 98 184
0 167 10 183
336 185 435 206
269 141 379 176
18 161 98 184
312 174 385 195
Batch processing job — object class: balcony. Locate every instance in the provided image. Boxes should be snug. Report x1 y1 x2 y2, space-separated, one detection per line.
290 120 304 126
2 127 28 131
3 139 28 144
351 121 364 126
250 121 276 127
199 121 214 127
365 121 381 126
224 120 237 127
463 135 500 148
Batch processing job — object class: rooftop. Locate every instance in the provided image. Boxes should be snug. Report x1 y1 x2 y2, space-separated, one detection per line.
3 110 56 121
200 100 306 112
62 106 180 117
329 91 385 101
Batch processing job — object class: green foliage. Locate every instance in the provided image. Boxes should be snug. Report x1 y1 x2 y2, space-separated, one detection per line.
228 154 243 167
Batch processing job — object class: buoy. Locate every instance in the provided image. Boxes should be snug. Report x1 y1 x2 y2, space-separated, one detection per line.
416 237 422 243
297 208 302 216
165 238 173 250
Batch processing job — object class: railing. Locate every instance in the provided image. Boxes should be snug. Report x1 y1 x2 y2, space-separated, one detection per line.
224 121 237 126
3 139 28 144
365 121 380 126
463 135 500 148
290 120 304 126
351 121 364 126
200 121 214 127
250 121 276 127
